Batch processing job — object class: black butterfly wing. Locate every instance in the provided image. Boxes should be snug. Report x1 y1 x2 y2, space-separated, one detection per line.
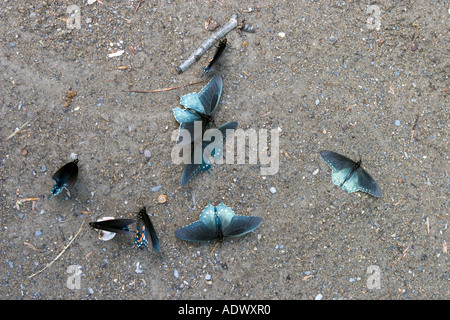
137 207 160 252
222 216 262 238
319 150 356 171
52 160 79 189
174 221 219 242
354 167 382 197
198 74 223 115
180 121 238 186
89 219 135 235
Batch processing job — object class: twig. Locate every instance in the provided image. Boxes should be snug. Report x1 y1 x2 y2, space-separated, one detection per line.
5 119 33 141
407 23 419 51
28 220 85 279
123 80 204 93
15 197 39 211
410 114 419 143
135 0 144 11
392 243 412 267
176 14 238 74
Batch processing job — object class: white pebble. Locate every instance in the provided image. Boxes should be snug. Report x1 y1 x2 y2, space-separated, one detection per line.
315 293 323 300
270 187 277 194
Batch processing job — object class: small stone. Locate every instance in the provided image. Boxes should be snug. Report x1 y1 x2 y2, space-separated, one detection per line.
35 230 42 237
269 187 277 194
278 32 286 38
205 274 211 281
174 269 179 278
315 293 323 300
20 147 28 156
41 165 46 172
394 120 401 127
315 99 320 105
151 185 162 192
144 150 152 158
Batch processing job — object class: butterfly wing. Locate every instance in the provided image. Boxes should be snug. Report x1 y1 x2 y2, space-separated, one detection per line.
89 219 135 236
319 150 356 171
215 202 235 230
222 216 262 238
179 92 205 114
198 74 222 115
180 121 238 186
134 207 160 251
172 106 202 124
52 160 79 188
174 221 218 241
175 203 219 241
353 167 382 197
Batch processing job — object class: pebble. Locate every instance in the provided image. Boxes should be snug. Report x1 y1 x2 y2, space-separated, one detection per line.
269 187 277 194
315 293 323 300
41 165 46 172
35 230 42 237
174 269 179 278
394 120 401 127
315 99 320 105
144 150 152 158
205 274 211 281
151 185 162 192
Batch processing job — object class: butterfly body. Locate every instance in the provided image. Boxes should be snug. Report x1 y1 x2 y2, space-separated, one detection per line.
172 74 223 144
90 208 160 252
175 202 262 242
181 121 238 186
203 38 227 74
49 159 79 199
320 150 382 197
134 207 160 252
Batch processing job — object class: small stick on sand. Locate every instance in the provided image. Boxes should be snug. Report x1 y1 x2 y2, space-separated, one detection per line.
28 220 85 279
123 80 204 93
176 14 238 74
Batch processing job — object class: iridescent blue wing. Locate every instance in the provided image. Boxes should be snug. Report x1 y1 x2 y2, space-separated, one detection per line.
320 150 356 172
175 203 219 241
134 207 160 251
49 159 79 198
174 221 218 242
89 219 135 236
180 122 238 186
215 202 262 238
203 121 238 165
353 167 382 197
222 216 262 238
179 92 204 114
172 106 202 124
215 202 235 230
198 74 222 115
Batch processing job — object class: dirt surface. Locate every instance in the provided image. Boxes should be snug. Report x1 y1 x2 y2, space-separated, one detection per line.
0 0 448 300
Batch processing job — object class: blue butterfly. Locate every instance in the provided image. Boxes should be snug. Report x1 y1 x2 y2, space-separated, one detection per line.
175 202 262 242
320 150 382 197
49 158 79 199
134 207 160 252
181 121 238 186
172 74 223 145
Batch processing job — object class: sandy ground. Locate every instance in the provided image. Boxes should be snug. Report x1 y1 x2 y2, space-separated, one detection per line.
0 0 448 300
